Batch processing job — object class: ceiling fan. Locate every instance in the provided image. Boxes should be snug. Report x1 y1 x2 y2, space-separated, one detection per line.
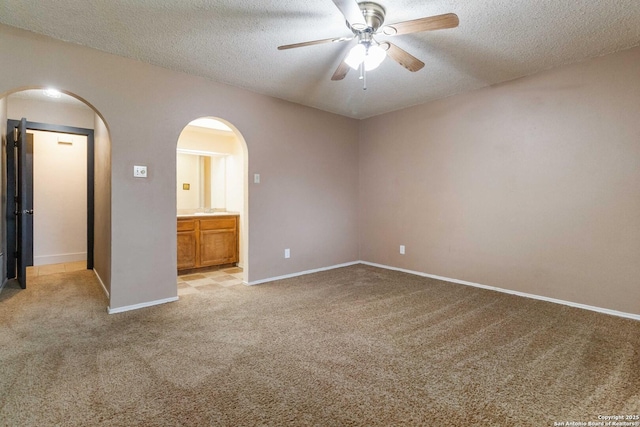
277 0 459 89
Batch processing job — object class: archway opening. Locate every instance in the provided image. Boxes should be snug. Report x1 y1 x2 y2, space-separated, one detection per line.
175 117 248 289
0 87 112 303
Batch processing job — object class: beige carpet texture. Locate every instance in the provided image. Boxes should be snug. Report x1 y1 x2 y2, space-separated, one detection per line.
0 265 638 426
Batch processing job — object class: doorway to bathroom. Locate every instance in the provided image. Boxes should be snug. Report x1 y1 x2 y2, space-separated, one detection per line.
175 117 248 294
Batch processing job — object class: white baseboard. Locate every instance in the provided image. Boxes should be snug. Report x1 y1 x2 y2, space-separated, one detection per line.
107 296 178 315
93 269 110 299
34 252 86 266
101 260 638 321
246 261 361 286
360 261 640 322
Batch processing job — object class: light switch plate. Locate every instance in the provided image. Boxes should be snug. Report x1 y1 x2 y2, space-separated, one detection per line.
134 165 147 178
254 173 260 184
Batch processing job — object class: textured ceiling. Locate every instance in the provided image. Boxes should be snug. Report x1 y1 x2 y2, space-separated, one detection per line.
1 0 639 119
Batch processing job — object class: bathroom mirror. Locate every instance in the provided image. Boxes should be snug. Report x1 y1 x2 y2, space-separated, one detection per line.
176 152 227 211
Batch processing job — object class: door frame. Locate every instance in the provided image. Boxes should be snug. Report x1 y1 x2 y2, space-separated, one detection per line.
6 120 95 273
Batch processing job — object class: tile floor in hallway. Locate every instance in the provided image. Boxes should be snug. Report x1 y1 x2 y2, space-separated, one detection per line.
25 262 242 296
177 267 244 296
27 261 87 278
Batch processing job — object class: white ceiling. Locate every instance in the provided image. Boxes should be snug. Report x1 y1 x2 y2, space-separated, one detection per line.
1 0 639 119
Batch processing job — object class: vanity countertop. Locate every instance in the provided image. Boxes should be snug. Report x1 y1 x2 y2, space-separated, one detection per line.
177 212 240 219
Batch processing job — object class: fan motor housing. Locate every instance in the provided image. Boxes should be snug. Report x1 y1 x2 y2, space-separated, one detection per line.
348 2 386 32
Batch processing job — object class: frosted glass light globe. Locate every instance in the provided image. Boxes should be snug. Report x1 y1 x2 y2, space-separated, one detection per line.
345 44 366 70
364 44 386 71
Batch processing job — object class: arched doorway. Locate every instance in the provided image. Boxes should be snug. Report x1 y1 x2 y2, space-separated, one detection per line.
175 117 248 292
0 87 112 302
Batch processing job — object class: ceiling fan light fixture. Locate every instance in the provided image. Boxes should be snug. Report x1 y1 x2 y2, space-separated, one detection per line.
364 44 386 70
277 1 460 85
345 44 366 69
345 43 386 71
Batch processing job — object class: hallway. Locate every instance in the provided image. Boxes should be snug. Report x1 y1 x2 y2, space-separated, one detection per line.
27 261 87 278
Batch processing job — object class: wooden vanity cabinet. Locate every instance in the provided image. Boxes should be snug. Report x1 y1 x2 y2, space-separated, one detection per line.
177 215 238 272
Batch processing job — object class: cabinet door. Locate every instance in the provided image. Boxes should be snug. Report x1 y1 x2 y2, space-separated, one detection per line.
200 229 237 266
177 219 198 270
177 231 198 269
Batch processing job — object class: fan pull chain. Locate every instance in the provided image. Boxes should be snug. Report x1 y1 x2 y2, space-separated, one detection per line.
359 63 367 90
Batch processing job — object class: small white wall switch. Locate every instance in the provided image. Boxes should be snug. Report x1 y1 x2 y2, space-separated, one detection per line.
133 165 147 178
254 173 260 184
284 248 290 259
400 245 405 255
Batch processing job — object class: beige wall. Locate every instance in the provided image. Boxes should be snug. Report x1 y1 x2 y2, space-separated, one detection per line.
212 156 227 210
0 24 360 310
360 46 640 315
93 114 111 295
31 130 87 265
225 139 244 214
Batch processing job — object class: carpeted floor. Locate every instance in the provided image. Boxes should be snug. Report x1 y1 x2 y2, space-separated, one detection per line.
0 265 638 426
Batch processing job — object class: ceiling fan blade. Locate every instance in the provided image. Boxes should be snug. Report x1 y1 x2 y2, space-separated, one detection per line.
380 42 425 72
331 43 355 80
332 0 367 30
278 36 352 50
380 13 459 36
331 61 350 81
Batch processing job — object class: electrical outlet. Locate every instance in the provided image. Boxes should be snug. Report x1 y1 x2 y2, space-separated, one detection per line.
284 248 290 259
133 165 147 178
400 245 405 255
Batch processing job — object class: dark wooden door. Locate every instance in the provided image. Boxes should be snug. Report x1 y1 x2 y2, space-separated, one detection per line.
6 118 34 288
